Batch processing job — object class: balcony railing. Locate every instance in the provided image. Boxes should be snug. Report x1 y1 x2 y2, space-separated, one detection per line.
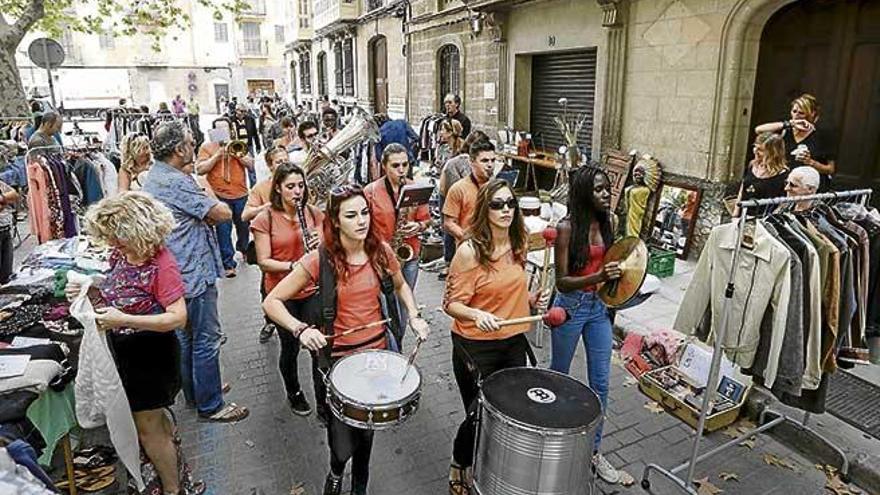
313 0 359 32
239 39 269 57
241 0 266 16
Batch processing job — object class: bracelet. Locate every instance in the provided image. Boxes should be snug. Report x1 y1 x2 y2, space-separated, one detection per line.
292 323 308 338
289 261 295 271
782 120 792 130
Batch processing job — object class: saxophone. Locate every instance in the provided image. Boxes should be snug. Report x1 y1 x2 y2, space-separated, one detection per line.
391 206 415 263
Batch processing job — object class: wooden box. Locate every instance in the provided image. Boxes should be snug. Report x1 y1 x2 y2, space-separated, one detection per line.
638 366 748 433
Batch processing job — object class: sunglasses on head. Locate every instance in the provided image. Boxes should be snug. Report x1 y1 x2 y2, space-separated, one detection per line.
330 184 362 198
488 198 517 211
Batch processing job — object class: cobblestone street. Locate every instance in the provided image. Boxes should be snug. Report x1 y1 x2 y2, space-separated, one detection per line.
170 261 848 495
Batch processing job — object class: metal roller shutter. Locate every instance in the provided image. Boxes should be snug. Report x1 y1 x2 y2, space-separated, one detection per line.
529 49 597 155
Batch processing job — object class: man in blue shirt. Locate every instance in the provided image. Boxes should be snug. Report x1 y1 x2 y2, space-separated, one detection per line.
143 121 250 422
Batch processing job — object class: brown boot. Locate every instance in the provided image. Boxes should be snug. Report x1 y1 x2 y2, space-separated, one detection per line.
449 462 471 495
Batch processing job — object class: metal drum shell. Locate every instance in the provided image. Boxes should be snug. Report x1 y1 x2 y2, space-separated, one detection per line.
326 350 422 431
473 368 601 495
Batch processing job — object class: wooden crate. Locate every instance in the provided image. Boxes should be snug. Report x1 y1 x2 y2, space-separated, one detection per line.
638 366 748 433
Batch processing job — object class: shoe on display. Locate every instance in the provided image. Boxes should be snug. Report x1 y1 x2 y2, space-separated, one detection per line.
323 472 343 495
258 323 275 343
288 390 312 416
593 453 621 484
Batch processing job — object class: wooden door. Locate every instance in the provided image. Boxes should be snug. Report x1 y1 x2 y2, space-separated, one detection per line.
372 37 388 114
750 0 880 192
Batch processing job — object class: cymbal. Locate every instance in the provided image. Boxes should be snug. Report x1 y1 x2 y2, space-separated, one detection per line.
598 237 648 308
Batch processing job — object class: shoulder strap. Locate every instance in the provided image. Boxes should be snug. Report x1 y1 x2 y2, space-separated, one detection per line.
318 247 337 336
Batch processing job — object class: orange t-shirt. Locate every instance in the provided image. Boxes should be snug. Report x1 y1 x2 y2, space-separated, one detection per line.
197 142 248 199
301 243 401 356
363 178 431 256
444 247 531 340
247 179 272 208
250 206 324 294
443 175 481 239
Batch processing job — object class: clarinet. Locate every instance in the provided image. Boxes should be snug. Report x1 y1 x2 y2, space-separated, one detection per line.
297 203 314 253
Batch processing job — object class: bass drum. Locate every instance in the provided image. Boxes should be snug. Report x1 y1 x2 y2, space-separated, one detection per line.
473 367 602 495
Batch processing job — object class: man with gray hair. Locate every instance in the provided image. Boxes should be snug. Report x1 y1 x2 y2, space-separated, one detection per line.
443 93 471 138
785 166 821 211
27 110 63 151
143 121 250 422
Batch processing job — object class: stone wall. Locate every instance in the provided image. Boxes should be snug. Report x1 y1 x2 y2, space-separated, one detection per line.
355 15 408 118
407 17 501 131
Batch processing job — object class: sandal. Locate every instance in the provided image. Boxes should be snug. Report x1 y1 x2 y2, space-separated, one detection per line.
449 463 471 495
199 402 250 423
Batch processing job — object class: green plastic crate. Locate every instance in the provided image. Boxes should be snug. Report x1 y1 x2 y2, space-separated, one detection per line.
648 249 675 278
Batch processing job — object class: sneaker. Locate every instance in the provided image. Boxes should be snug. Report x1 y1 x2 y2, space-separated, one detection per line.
323 472 343 495
593 453 620 484
258 323 275 343
288 391 312 416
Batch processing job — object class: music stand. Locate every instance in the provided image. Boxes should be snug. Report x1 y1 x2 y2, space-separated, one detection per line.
397 183 434 210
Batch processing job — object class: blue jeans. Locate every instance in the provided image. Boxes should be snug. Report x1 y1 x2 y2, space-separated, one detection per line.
389 258 419 349
550 290 613 450
179 285 224 415
215 196 249 270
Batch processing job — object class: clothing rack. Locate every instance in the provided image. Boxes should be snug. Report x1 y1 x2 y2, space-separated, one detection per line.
640 188 873 493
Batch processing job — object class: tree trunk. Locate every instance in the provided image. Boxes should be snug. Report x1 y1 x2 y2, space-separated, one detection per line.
0 42 31 117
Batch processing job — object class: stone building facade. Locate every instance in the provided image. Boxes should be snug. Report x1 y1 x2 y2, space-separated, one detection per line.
286 0 879 256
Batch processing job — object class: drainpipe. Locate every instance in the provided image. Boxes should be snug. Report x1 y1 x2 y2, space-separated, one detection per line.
403 0 412 121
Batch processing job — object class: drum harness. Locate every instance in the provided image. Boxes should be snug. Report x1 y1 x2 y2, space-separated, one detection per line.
315 247 402 374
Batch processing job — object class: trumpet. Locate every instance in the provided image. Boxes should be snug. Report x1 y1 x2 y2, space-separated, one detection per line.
226 139 248 158
391 207 415 263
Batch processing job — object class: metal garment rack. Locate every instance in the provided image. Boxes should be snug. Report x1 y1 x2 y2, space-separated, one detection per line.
640 188 873 493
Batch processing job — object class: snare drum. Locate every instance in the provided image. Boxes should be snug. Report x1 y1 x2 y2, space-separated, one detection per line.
473 367 602 495
326 350 422 430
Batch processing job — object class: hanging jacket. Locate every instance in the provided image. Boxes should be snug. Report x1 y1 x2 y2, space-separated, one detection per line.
68 271 144 491
674 221 792 373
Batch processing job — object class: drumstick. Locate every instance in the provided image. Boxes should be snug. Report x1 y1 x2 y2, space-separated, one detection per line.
399 337 424 384
324 319 390 340
496 307 568 328
538 227 558 290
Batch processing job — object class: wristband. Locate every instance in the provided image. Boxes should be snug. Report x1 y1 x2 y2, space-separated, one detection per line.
289 261 295 271
293 323 308 339
782 120 792 131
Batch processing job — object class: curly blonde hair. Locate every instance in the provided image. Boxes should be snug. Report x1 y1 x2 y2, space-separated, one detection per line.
84 192 176 259
120 133 152 175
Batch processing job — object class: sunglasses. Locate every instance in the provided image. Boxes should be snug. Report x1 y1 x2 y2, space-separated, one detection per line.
330 184 362 198
488 198 518 211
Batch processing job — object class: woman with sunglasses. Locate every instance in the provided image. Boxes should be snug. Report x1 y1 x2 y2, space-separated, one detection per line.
549 165 622 484
263 184 429 495
443 179 550 494
251 162 323 417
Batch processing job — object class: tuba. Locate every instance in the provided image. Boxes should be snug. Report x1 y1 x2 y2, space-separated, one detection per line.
303 107 380 205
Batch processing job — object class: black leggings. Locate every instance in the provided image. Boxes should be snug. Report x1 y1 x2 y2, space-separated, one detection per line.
276 298 321 401
451 333 529 468
328 415 374 494
0 228 12 285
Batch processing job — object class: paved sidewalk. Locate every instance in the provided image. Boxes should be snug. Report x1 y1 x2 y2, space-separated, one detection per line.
169 261 856 494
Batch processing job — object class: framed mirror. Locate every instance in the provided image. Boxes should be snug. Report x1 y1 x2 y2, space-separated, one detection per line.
648 182 702 259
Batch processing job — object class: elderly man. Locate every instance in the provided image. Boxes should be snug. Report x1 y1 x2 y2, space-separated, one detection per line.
784 166 821 211
443 93 471 138
143 121 250 423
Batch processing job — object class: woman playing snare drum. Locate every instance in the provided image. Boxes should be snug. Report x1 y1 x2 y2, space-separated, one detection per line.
263 184 429 495
443 179 550 495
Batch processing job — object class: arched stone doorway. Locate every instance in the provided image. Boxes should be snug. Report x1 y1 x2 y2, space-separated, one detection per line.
750 0 880 192
369 36 388 115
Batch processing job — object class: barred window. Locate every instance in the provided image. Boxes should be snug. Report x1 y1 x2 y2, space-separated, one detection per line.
334 43 344 95
343 38 354 96
300 52 312 94
317 52 328 97
439 44 460 103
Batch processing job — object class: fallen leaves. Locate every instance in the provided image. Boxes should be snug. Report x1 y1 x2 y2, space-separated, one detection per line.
644 401 665 414
718 419 758 448
762 453 798 472
719 472 739 482
817 464 862 495
693 477 723 494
